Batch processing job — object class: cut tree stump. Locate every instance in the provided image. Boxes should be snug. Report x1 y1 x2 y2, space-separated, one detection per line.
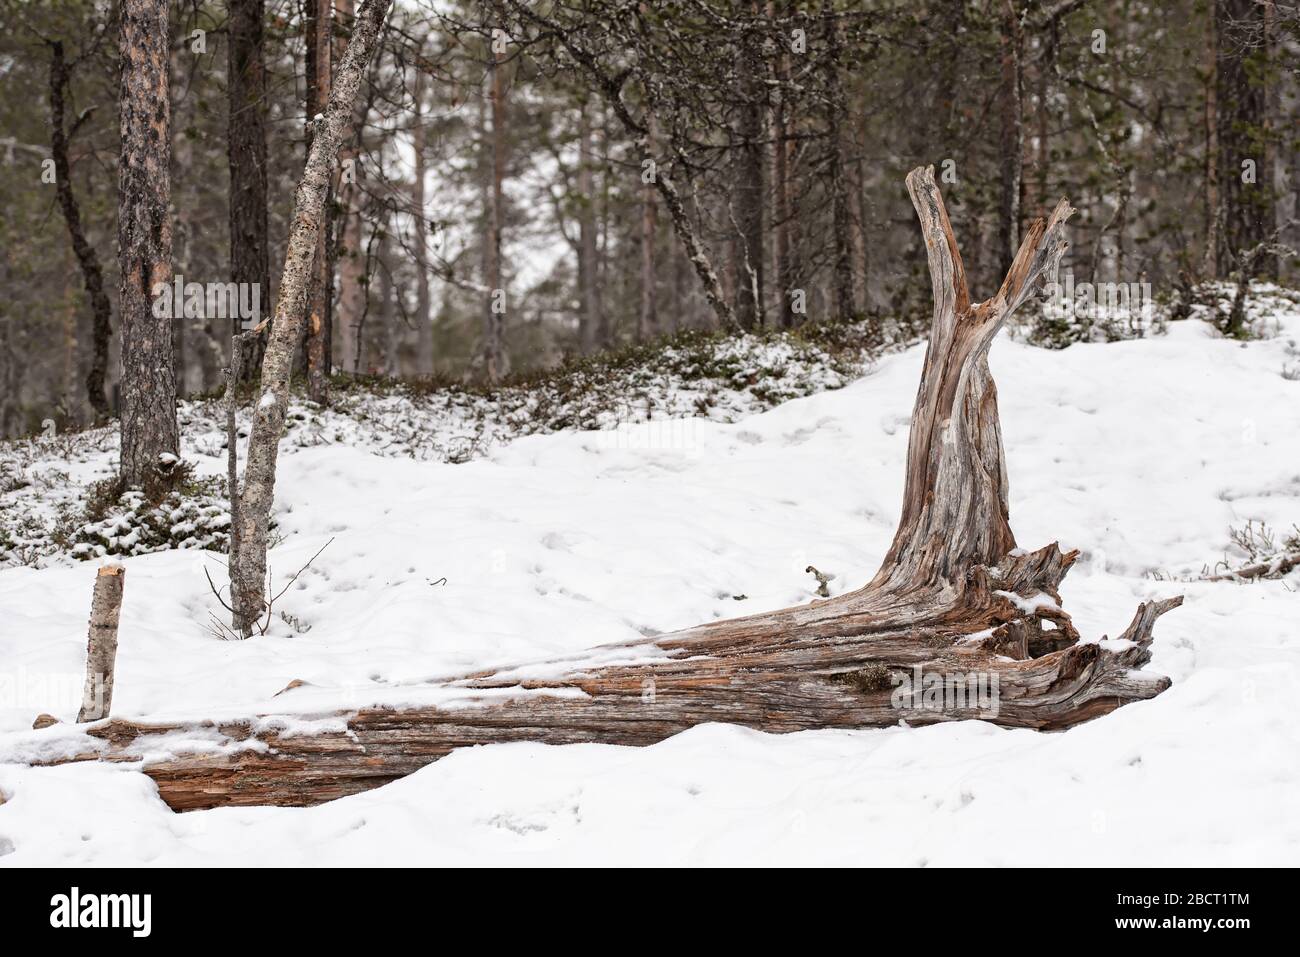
24 167 1180 811
77 564 125 723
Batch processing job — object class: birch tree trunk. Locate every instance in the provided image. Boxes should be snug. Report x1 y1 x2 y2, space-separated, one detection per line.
60 168 1181 810
304 0 333 402
117 0 178 487
228 0 392 632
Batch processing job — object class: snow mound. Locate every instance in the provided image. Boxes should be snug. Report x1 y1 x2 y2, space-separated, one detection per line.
2 296 1299 865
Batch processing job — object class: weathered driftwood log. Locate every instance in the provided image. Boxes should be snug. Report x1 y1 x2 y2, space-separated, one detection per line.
29 167 1180 811
77 565 125 723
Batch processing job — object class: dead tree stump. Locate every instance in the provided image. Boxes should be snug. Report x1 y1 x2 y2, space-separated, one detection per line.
30 167 1180 810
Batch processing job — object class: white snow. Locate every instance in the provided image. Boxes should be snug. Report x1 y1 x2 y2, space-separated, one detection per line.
2 309 1299 865
994 590 1061 615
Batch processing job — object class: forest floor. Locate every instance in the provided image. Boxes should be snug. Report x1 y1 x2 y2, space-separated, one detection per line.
1 285 1298 865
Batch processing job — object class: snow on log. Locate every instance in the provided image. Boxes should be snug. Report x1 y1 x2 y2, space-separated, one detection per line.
23 167 1180 811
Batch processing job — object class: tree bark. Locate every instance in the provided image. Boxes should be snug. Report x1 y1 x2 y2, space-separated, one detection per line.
772 16 796 329
228 0 392 634
478 24 508 381
411 53 434 376
43 168 1180 810
733 3 765 331
225 331 256 636
1204 3 1221 279
47 40 112 421
577 100 601 353
333 0 369 376
227 0 270 379
1216 0 1273 273
117 0 178 486
77 565 125 723
997 0 1025 278
822 0 855 320
638 113 658 341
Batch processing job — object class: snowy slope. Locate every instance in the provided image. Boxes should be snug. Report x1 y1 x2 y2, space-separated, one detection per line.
1 312 1298 866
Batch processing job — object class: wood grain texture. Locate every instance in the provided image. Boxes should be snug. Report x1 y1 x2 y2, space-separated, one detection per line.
26 167 1178 811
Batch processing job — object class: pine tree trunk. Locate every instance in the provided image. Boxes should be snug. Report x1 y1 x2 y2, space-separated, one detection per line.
1204 4 1221 279
379 225 398 375
228 0 270 379
117 0 178 487
47 40 112 421
997 0 1024 278
577 101 600 353
772 25 795 329
822 0 855 320
478 32 508 380
638 114 658 341
335 197 366 374
412 56 434 376
333 0 368 376
1216 0 1273 270
733 5 765 331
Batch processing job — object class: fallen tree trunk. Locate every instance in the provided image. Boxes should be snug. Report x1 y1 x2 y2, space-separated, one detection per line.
26 167 1180 811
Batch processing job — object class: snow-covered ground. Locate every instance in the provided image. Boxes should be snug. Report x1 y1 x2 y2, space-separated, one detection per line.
2 302 1299 866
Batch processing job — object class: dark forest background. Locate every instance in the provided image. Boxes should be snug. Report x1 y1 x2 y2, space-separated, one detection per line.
1 0 1296 438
